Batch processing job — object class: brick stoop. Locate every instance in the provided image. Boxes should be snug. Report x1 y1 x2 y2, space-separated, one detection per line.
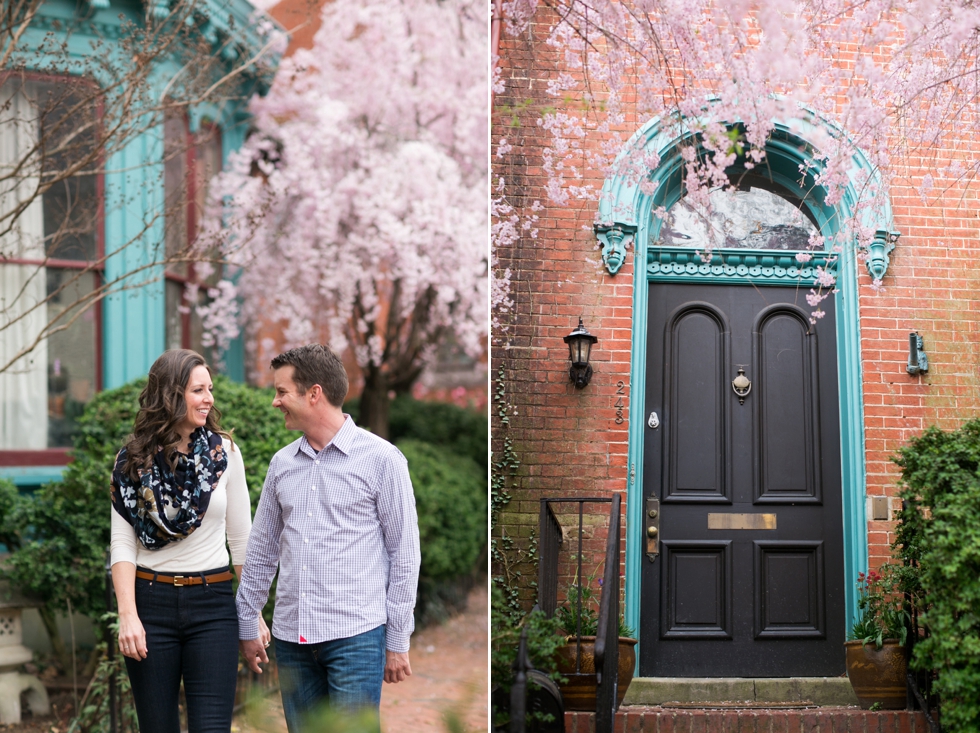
565 707 931 732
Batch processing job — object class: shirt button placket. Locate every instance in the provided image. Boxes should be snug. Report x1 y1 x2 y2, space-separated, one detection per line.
301 458 318 642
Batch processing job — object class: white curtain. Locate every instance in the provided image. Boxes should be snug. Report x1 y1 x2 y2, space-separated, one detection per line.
0 81 48 449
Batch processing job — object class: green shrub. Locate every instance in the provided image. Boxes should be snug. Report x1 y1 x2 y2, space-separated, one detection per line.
490 583 564 730
397 439 486 624
347 396 487 474
894 418 980 732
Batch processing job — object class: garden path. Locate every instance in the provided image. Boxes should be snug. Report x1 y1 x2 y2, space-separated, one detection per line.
234 581 489 733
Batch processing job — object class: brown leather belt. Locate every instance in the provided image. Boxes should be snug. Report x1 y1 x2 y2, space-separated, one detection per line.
135 570 234 586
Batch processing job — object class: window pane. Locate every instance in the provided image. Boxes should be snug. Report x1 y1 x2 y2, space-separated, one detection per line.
0 264 48 449
164 109 189 278
192 125 223 286
166 278 185 351
0 77 101 451
194 125 222 229
45 268 98 447
33 80 100 261
165 278 212 362
655 187 818 251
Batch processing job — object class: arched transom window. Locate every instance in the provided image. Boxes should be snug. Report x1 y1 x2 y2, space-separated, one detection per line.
655 186 820 251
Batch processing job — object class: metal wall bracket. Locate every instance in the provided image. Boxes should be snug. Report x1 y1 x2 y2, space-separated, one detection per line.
907 332 928 376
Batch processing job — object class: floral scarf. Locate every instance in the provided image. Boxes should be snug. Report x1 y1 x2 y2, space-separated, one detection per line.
110 428 227 550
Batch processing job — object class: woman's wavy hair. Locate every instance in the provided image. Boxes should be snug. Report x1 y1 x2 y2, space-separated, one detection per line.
121 349 231 481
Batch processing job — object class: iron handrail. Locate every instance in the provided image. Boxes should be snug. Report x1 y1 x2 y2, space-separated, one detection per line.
536 500 564 618
593 493 621 732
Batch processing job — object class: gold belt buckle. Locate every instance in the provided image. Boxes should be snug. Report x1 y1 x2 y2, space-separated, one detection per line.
172 575 185 587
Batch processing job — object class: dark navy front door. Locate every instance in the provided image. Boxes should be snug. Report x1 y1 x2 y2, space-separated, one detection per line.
640 283 845 676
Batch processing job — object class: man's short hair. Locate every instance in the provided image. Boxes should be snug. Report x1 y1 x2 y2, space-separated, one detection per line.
271 344 349 407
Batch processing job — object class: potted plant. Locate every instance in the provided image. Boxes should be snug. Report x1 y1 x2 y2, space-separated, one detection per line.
553 576 637 711
845 565 910 710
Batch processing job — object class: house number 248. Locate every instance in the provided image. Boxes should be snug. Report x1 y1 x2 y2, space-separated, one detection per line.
615 381 626 424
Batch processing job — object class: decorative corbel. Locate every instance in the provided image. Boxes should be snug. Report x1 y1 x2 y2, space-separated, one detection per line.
594 223 637 276
865 229 900 282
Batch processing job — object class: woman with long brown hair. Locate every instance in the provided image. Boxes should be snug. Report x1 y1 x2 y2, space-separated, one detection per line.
109 349 269 732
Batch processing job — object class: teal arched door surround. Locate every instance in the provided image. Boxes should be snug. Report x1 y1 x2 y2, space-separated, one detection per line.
598 114 899 667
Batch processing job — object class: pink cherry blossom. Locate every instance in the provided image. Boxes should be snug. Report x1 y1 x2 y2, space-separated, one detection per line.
197 0 486 423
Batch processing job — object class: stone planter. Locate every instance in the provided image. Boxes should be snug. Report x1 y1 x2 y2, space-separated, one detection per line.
554 635 637 711
844 639 908 710
0 582 50 724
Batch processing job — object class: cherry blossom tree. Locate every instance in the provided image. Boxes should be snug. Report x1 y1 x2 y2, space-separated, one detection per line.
199 0 487 438
493 0 980 318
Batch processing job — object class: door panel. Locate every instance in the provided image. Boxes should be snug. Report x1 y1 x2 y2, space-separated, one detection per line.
663 304 731 503
755 306 821 502
641 283 845 677
754 541 825 638
661 541 732 638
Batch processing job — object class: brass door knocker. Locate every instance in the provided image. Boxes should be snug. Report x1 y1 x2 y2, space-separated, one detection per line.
732 367 752 405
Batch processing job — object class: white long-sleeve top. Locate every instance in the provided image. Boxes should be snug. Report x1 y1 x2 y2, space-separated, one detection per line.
110 438 251 572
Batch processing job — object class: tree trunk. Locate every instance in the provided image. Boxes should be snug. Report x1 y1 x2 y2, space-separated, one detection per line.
38 604 73 674
359 368 391 440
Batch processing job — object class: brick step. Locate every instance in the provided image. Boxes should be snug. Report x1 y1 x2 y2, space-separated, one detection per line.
565 706 931 732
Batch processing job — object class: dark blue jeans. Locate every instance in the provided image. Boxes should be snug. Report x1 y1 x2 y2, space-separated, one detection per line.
274 625 386 733
124 567 239 733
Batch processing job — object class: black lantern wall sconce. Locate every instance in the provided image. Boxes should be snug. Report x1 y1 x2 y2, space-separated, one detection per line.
907 332 928 376
563 318 598 389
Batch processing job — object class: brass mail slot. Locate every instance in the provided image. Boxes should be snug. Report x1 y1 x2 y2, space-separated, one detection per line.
707 513 777 530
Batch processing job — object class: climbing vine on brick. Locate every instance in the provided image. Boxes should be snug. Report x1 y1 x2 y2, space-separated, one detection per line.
491 364 535 622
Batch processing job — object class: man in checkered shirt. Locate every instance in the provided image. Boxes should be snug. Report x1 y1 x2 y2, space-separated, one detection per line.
237 344 421 731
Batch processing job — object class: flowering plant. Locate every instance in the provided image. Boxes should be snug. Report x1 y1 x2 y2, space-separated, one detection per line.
850 565 909 650
556 572 635 640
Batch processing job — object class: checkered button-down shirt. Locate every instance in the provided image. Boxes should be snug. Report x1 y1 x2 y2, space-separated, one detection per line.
236 417 420 652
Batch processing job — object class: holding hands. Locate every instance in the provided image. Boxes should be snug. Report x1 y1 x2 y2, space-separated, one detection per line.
240 615 272 673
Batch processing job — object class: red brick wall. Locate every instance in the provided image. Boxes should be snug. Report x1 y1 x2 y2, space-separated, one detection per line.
267 0 324 56
492 11 980 608
860 173 980 564
493 11 637 607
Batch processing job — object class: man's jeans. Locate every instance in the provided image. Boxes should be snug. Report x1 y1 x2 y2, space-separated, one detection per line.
274 625 386 733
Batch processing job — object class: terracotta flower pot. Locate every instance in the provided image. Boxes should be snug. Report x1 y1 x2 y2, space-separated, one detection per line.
844 639 908 710
554 636 637 711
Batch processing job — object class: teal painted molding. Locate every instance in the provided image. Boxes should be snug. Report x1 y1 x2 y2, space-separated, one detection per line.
102 124 167 389
0 466 67 486
605 111 882 670
20 0 278 97
219 114 250 382
647 247 839 286
222 269 246 382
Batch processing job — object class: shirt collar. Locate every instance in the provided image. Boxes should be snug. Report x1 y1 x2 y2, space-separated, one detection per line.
297 414 356 458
